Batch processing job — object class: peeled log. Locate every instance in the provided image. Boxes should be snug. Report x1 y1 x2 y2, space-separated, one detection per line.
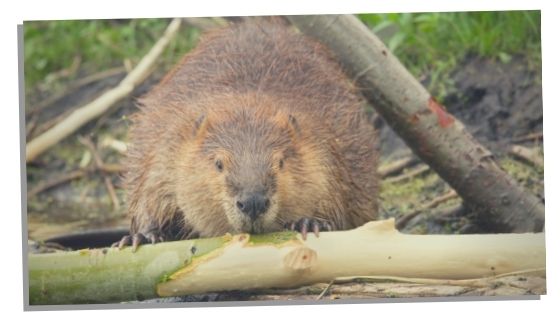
287 15 545 233
29 219 545 304
158 219 544 296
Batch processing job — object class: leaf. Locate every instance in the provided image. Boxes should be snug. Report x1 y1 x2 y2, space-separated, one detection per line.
388 32 406 52
372 20 394 33
498 52 512 64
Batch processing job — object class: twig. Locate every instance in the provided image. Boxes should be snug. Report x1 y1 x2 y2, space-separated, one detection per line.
78 136 121 212
100 137 128 154
26 18 182 162
26 66 126 118
384 164 430 184
29 108 70 139
27 163 124 198
424 190 458 209
42 56 82 85
431 204 465 221
99 163 125 173
27 170 87 198
315 280 334 300
509 145 544 168
510 132 543 144
396 190 459 230
25 115 39 139
378 155 418 178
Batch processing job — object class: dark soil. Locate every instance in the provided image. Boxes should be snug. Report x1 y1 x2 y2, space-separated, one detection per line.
445 56 542 152
377 55 543 159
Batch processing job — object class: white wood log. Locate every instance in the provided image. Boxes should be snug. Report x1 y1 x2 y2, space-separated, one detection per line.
158 219 545 296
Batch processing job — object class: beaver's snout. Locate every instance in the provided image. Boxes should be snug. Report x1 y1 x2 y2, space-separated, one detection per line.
236 192 271 221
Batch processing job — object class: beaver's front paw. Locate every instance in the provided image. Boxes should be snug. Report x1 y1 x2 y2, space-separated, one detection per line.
111 230 165 252
284 218 333 240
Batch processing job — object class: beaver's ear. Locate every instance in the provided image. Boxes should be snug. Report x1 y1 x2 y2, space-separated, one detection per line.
287 114 300 136
193 114 209 138
273 112 300 137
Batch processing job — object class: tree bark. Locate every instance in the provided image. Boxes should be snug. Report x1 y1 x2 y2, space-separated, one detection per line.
287 15 544 232
28 236 227 305
29 219 545 305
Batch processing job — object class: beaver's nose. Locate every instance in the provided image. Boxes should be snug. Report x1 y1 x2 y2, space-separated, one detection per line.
236 193 270 220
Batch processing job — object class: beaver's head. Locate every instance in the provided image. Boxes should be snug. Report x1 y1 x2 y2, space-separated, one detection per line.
174 102 330 236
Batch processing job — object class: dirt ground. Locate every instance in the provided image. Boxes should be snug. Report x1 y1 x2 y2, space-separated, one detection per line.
24 53 545 301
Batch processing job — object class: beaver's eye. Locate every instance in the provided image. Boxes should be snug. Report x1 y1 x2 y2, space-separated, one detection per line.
278 159 284 170
215 159 224 172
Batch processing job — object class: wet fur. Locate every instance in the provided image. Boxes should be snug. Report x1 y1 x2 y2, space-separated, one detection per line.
125 20 379 240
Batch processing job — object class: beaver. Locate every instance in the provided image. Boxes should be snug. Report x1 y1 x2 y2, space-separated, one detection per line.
115 19 379 251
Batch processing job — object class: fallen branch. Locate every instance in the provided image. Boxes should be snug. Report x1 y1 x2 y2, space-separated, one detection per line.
431 204 466 222
378 155 418 178
384 164 430 184
29 107 70 139
42 55 82 86
396 190 459 229
28 219 545 305
510 132 543 144
25 18 182 162
25 115 39 138
27 163 124 198
27 170 86 198
509 145 544 168
78 136 120 212
25 66 126 118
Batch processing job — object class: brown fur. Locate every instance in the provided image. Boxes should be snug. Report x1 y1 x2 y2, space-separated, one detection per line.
125 20 379 240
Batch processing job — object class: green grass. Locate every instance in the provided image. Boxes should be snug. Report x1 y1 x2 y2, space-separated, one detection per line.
24 13 541 101
358 11 541 100
24 18 200 92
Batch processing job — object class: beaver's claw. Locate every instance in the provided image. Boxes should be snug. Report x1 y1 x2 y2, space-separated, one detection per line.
111 230 165 252
284 218 333 240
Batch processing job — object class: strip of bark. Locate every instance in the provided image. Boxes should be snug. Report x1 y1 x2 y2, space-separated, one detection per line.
287 15 544 232
328 268 545 289
25 18 182 162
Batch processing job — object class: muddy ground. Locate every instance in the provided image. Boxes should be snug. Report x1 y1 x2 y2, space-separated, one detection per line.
24 53 544 301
